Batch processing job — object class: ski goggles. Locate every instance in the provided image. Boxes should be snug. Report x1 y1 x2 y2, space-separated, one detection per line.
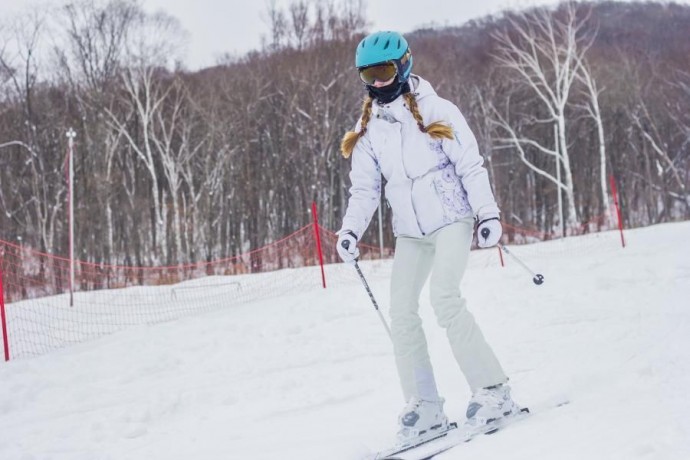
358 50 411 85
358 62 398 85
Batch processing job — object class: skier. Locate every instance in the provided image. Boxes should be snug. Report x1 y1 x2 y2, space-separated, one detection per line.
336 31 521 445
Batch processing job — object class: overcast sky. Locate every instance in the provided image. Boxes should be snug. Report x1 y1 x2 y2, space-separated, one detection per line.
0 0 685 70
140 0 572 67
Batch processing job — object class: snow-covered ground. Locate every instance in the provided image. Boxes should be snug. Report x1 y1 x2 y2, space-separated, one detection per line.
1 222 689 460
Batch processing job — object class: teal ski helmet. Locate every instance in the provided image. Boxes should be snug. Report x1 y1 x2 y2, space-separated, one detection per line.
355 31 413 82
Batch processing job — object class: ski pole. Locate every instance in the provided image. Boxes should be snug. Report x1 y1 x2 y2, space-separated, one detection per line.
480 228 545 286
341 240 393 339
353 261 393 339
499 244 544 285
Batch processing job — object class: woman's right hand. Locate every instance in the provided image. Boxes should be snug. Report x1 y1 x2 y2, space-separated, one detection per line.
336 231 360 264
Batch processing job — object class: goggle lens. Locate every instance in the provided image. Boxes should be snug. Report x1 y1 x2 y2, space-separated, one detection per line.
358 62 398 85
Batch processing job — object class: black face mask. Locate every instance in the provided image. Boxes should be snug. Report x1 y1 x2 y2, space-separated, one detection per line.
367 75 410 104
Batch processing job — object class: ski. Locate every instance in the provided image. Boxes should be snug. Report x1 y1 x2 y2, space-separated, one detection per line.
367 422 459 460
373 407 531 460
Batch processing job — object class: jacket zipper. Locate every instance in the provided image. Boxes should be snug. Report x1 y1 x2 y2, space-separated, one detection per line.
409 179 425 236
385 105 426 237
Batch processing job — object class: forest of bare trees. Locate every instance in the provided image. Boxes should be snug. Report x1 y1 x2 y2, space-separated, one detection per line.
0 0 688 268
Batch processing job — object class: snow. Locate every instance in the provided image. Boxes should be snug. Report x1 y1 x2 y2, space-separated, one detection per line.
1 222 689 460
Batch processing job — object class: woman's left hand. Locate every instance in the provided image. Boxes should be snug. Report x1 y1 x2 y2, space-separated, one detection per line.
477 217 502 248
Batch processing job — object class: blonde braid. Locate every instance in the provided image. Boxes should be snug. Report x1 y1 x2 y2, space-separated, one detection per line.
404 93 455 141
340 97 374 158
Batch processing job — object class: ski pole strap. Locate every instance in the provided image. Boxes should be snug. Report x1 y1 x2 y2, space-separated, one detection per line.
342 230 358 242
476 216 500 228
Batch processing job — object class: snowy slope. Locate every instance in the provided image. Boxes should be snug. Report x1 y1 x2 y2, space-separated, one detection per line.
0 222 689 460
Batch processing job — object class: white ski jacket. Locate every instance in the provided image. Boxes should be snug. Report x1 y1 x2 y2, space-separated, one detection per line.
340 75 500 239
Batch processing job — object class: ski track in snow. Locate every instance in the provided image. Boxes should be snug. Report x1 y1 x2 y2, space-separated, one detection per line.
1 223 689 460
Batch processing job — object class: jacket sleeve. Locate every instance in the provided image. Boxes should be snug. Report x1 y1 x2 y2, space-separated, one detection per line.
339 133 382 239
442 103 500 218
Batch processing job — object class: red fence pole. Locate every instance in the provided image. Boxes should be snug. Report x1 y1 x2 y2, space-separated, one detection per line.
609 174 626 248
311 202 327 288
0 250 10 361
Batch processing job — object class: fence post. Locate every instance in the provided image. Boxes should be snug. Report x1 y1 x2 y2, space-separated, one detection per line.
609 174 626 248
311 202 327 288
67 128 76 307
0 249 9 361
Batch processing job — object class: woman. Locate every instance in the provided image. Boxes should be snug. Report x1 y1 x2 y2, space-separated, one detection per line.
335 31 520 444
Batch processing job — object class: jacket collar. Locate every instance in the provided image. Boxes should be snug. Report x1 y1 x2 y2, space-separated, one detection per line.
370 75 436 123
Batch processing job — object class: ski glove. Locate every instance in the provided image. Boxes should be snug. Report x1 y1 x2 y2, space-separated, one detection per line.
477 216 502 248
336 230 360 264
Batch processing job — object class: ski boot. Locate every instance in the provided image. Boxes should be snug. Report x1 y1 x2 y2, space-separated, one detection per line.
396 397 449 446
464 383 522 434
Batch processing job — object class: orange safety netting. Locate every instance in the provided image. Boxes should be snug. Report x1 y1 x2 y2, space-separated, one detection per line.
0 207 623 360
0 223 392 360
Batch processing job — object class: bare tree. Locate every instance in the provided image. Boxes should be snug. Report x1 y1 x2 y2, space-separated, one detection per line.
632 101 688 202
0 12 66 254
490 3 595 230
105 64 171 263
263 0 288 51
576 59 609 223
104 8 186 264
55 0 143 264
150 78 206 264
58 0 139 91
289 1 310 50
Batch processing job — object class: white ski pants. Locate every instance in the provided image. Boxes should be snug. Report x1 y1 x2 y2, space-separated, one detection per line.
389 218 507 402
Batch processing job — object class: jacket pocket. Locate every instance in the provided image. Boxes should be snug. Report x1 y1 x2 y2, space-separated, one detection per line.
434 165 473 221
411 173 447 234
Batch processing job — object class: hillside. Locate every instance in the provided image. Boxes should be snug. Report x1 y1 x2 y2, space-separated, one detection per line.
0 222 688 459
